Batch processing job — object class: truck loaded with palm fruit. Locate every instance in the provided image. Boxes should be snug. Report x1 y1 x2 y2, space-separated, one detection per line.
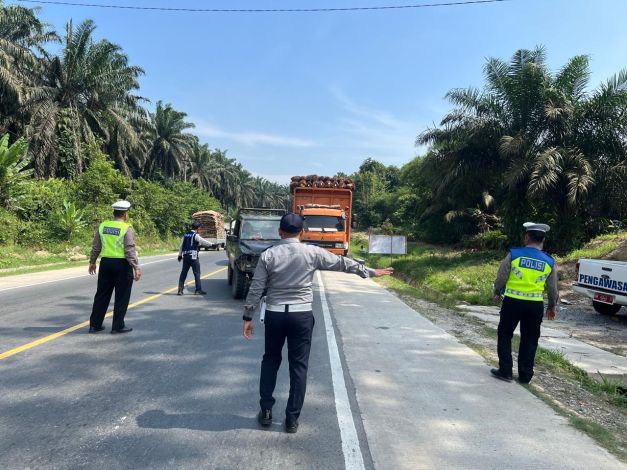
290 175 354 256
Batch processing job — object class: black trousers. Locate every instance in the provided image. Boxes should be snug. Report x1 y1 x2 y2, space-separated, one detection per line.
497 296 544 381
178 256 202 291
89 258 134 330
259 310 315 422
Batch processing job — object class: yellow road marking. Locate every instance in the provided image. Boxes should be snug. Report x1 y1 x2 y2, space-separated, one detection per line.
0 267 227 361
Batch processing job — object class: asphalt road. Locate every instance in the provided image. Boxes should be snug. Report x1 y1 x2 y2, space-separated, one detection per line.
2 253 624 470
0 252 371 470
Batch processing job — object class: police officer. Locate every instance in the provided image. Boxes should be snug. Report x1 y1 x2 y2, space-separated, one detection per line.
177 220 214 295
88 200 141 334
491 222 559 383
243 213 393 433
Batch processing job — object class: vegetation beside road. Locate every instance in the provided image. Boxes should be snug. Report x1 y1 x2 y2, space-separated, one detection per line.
353 231 627 307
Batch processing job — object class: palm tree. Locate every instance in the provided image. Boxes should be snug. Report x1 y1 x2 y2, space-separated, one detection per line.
0 1 58 136
145 101 195 179
418 47 626 249
27 19 144 178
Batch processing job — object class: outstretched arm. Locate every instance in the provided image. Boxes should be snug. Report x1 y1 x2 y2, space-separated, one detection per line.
195 233 214 248
313 247 393 278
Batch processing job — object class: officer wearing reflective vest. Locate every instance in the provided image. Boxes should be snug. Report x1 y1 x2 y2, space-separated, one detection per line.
177 220 213 295
491 222 559 383
88 200 141 334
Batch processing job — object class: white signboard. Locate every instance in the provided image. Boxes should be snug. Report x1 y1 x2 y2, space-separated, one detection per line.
368 234 407 255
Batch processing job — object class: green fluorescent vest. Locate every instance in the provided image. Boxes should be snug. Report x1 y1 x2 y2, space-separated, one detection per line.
99 220 130 259
504 247 555 301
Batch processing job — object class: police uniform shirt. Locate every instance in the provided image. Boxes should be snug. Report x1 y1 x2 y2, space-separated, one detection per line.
493 251 559 308
89 223 140 270
178 231 214 259
244 238 375 316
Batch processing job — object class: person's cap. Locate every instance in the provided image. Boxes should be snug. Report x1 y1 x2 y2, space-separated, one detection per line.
192 220 202 229
112 200 131 211
523 222 550 233
280 213 304 233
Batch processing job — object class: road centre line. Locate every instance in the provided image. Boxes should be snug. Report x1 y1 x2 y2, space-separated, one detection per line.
0 255 178 293
316 271 366 470
0 267 227 361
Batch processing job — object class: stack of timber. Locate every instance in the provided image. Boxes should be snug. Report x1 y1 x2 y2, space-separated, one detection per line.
289 175 355 194
192 211 224 238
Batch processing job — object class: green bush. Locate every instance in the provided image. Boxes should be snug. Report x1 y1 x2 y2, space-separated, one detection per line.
75 147 130 205
463 230 509 251
0 208 19 245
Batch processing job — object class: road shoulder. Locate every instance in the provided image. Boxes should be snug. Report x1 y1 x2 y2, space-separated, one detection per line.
0 254 177 293
321 271 625 470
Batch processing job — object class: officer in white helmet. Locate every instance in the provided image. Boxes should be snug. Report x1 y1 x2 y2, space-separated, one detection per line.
88 200 142 334
491 222 559 383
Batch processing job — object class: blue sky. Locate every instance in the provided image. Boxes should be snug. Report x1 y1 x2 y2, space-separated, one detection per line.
10 0 627 183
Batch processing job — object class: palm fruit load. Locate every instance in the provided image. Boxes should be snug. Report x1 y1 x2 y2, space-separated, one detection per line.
192 210 224 236
289 175 355 194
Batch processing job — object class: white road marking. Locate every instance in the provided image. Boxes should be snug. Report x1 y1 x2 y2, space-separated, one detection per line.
0 255 178 293
316 271 366 470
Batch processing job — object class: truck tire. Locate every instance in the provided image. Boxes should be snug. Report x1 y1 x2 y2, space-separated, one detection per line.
232 267 247 299
592 301 622 316
227 263 233 285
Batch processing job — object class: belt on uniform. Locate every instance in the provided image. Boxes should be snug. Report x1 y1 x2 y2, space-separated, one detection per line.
266 303 312 312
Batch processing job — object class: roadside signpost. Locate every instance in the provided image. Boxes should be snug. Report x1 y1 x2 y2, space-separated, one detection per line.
368 234 407 264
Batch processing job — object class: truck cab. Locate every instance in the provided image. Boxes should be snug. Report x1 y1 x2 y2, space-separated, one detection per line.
292 186 353 256
299 205 349 256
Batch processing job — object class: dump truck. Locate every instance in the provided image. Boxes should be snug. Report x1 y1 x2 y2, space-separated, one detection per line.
192 211 226 251
290 175 354 256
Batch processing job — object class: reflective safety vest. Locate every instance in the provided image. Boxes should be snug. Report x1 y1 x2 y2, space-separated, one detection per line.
181 231 199 257
504 247 555 301
99 220 130 259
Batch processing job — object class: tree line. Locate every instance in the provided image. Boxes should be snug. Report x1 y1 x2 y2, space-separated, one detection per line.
0 1 289 213
349 47 627 253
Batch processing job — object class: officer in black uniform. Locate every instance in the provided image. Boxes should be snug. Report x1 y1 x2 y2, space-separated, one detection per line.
177 220 213 295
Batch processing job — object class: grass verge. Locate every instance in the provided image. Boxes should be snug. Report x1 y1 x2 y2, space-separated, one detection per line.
0 238 179 277
352 231 627 307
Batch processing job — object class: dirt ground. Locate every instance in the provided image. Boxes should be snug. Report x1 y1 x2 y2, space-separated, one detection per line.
388 290 627 460
556 288 627 356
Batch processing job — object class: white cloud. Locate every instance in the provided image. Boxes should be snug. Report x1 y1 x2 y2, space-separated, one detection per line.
193 121 315 148
329 87 424 165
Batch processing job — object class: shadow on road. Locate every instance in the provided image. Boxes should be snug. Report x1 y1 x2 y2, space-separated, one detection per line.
136 409 280 433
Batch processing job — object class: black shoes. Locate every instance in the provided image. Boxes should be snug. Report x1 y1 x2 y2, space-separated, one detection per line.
111 327 133 334
285 419 299 434
257 409 272 427
490 368 513 382
88 326 105 333
177 289 184 295
195 290 207 295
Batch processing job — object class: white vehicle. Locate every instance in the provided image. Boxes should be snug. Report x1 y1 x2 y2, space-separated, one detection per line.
573 259 627 315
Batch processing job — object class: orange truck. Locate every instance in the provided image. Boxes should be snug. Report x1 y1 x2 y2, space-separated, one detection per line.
291 177 353 256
